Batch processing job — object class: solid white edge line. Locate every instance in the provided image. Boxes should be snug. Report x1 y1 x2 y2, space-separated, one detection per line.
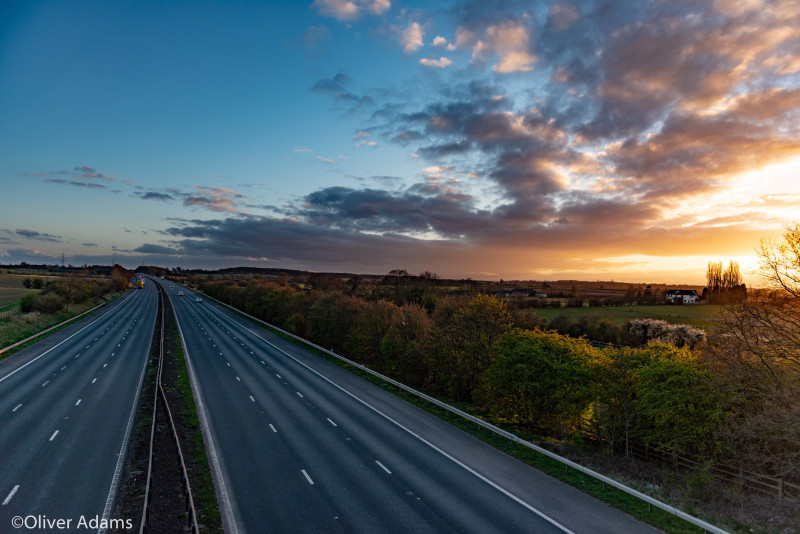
213 307 575 534
171 293 240 534
2 485 19 505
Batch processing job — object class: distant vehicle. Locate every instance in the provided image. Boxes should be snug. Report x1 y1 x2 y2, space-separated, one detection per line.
196 297 203 302
137 279 144 289
178 291 184 296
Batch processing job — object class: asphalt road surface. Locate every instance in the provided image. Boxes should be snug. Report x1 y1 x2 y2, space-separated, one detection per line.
166 282 662 534
0 285 158 533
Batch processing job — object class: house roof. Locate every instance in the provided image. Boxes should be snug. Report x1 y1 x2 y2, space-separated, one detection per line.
666 289 699 296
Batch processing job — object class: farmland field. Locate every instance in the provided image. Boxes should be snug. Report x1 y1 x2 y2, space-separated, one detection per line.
533 304 723 331
0 274 40 311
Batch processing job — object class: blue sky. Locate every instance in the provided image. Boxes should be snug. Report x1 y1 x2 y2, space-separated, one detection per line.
2 0 799 283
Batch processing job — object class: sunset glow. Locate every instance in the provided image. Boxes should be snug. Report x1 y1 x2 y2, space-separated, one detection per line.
1 1 799 283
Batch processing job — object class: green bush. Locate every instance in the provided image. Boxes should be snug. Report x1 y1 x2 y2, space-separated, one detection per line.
33 293 65 314
20 293 36 313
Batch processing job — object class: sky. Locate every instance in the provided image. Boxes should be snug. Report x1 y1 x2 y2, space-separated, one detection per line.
1 0 799 284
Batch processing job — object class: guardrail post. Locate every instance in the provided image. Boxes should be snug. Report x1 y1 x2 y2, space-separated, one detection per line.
778 478 784 500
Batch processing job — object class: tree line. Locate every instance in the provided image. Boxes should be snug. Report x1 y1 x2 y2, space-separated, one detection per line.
18 265 132 314
198 227 800 484
704 260 747 304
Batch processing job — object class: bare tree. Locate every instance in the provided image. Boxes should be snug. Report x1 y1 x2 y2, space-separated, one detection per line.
756 223 800 297
704 224 800 478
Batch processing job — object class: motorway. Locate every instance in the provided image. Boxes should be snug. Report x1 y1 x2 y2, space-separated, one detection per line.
165 281 661 534
0 284 158 532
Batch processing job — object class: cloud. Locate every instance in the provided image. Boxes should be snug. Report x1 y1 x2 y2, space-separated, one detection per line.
298 184 488 238
420 57 453 68
401 22 424 53
548 2 579 30
133 243 181 255
15 229 61 242
141 192 174 201
183 186 248 213
455 21 536 73
73 165 115 181
24 165 120 190
312 0 390 22
0 248 60 264
30 1 794 281
311 72 375 113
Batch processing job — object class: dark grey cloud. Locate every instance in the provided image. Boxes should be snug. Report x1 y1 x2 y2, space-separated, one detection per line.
141 191 174 201
298 185 490 238
73 165 115 181
133 243 181 255
15 229 61 242
0 248 61 264
27 165 121 190
311 72 376 113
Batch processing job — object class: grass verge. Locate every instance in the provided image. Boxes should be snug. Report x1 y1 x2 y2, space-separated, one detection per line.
170 325 223 533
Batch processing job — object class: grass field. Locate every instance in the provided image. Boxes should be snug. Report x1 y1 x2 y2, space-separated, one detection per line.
0 274 40 311
532 304 723 331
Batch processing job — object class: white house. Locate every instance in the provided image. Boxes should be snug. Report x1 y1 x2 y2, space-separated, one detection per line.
665 289 700 304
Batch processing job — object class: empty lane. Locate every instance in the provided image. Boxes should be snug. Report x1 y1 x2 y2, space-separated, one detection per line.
167 283 659 534
0 284 158 530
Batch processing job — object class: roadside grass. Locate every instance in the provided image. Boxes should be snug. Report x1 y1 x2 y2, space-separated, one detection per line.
171 327 223 533
532 304 723 330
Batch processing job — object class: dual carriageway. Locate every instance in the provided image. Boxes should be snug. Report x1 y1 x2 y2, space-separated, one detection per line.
0 278 660 533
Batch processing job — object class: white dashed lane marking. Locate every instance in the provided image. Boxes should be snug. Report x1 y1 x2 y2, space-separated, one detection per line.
2 485 19 506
